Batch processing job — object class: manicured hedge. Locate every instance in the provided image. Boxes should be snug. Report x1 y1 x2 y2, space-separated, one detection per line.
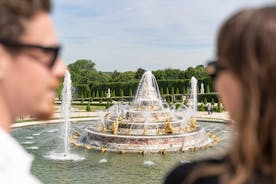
72 78 216 100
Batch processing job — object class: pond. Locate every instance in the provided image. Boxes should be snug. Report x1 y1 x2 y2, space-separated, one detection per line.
12 121 232 184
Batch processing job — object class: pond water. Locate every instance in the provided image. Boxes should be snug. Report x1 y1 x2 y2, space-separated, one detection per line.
12 121 233 184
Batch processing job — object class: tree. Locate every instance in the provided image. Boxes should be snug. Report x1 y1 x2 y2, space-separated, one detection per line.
153 70 167 80
111 70 120 82
81 93 84 104
204 97 208 105
56 84 62 100
206 84 211 93
120 89 124 97
198 101 205 111
217 100 223 112
211 98 215 106
166 88 170 95
106 101 111 109
176 88 179 94
92 91 95 98
160 87 164 95
96 90 99 98
171 87 175 95
113 71 135 82
86 101 91 112
112 90 116 97
88 90 91 98
129 88 133 96
182 86 186 94
135 68 146 79
69 59 95 84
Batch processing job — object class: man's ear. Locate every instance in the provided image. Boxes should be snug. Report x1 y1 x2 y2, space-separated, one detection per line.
0 46 11 80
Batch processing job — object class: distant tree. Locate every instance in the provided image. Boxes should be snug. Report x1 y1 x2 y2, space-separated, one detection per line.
211 98 215 106
166 96 171 103
120 89 124 97
217 100 223 112
152 70 167 80
56 85 62 100
112 90 116 97
171 87 175 95
111 70 120 82
88 90 91 98
206 84 211 93
81 93 84 104
129 88 133 96
115 71 135 82
92 91 95 98
198 101 205 111
204 97 208 105
166 88 170 95
106 101 111 109
86 101 91 112
135 68 146 79
96 90 99 98
176 88 179 94
160 87 164 95
182 86 186 94
68 59 111 85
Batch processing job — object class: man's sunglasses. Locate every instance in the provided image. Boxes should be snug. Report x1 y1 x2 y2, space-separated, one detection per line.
206 60 227 80
0 39 61 69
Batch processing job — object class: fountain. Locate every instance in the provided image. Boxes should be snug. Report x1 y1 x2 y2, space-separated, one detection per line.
200 83 204 94
74 71 217 153
10 71 230 183
62 70 72 155
45 70 85 161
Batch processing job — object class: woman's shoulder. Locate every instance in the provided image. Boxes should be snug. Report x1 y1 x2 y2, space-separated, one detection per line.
164 156 228 184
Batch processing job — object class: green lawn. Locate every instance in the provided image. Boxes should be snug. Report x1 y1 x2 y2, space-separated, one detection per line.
72 104 106 111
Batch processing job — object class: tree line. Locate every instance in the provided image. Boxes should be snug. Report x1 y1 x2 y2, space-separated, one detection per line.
62 59 215 99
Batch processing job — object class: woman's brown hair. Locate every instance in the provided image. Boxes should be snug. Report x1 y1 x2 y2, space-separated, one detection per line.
217 6 276 183
184 6 276 184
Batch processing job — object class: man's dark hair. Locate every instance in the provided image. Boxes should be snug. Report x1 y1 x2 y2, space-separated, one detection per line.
0 0 51 41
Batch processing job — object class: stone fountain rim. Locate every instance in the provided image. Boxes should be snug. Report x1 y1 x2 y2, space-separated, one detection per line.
85 126 206 139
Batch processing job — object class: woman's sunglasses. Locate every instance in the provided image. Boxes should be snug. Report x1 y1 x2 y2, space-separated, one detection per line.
206 60 227 80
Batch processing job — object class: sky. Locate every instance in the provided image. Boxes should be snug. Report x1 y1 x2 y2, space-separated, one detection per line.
52 0 275 72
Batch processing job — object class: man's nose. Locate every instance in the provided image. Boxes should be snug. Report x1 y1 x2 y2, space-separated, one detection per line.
52 58 67 79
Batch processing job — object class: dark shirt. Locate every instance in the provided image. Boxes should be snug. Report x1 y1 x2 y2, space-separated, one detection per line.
164 156 228 184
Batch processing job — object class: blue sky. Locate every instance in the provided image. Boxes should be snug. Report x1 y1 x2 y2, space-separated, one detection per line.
52 0 275 72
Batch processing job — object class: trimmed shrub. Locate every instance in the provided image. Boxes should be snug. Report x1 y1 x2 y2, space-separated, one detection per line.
197 93 219 103
211 98 215 106
217 100 223 112
129 88 133 96
81 93 84 104
204 97 208 105
198 101 205 111
86 102 92 112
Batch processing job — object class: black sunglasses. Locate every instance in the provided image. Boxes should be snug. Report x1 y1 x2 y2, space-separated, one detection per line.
206 60 227 80
0 39 61 69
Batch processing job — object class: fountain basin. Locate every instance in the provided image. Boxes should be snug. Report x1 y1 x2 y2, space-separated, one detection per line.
78 126 212 153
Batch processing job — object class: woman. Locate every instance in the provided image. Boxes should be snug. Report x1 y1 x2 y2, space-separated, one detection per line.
165 5 275 184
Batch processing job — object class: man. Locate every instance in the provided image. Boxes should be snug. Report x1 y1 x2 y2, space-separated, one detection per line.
0 0 66 183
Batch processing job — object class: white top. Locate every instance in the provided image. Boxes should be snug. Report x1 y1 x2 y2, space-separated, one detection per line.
0 128 42 184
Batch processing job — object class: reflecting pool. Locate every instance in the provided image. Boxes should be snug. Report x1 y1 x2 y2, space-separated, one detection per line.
12 121 232 184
